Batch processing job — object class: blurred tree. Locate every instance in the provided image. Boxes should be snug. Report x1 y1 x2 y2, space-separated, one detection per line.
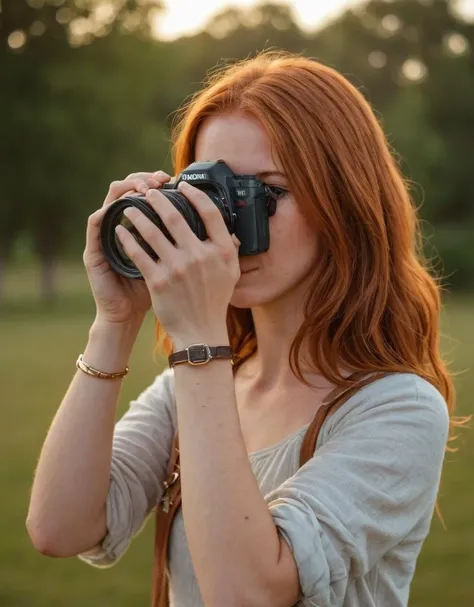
1 0 474 297
0 0 165 299
172 3 305 91
0 0 161 45
382 82 448 220
308 0 474 287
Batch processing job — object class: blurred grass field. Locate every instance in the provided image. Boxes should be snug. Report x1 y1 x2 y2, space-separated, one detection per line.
0 262 472 607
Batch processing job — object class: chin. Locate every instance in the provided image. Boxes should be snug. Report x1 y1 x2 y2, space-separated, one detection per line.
229 281 282 309
230 270 312 310
229 292 262 309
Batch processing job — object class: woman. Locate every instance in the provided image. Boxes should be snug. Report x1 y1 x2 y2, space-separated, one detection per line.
27 52 456 607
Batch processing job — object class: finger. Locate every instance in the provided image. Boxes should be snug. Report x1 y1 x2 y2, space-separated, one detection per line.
85 205 112 257
122 205 179 266
125 171 156 181
149 170 172 187
88 175 154 256
103 176 152 206
86 174 163 259
124 171 169 191
177 181 231 248
145 188 201 253
115 224 163 280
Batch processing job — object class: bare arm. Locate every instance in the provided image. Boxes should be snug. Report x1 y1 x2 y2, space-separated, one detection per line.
171 329 301 607
26 318 142 557
175 351 449 607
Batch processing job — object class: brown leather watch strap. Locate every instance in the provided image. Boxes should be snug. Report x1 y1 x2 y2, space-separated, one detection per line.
168 344 233 367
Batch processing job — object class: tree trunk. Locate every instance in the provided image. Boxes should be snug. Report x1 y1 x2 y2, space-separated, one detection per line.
0 253 5 303
40 252 57 302
35 211 61 303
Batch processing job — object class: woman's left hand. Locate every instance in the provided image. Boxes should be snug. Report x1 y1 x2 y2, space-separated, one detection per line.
115 180 241 347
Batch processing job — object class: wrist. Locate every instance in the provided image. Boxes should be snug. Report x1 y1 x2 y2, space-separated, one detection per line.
85 319 140 374
90 316 143 340
172 327 230 352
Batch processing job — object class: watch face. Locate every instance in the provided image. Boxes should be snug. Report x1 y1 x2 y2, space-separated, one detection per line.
188 344 211 365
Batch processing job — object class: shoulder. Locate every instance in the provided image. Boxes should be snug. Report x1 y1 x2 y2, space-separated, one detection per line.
325 372 450 447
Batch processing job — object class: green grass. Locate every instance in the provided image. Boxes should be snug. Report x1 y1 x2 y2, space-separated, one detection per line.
0 264 473 606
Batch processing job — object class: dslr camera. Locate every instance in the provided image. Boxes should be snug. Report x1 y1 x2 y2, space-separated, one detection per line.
100 160 280 279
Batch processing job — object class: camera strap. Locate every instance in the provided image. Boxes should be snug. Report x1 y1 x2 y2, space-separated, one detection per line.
151 370 390 607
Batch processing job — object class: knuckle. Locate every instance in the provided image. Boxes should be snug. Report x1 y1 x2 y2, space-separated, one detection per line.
153 170 170 180
170 262 187 278
151 276 168 291
108 180 123 192
191 248 214 267
166 210 182 227
87 210 101 223
220 246 236 261
134 179 148 192
191 253 206 265
125 172 139 181
220 246 235 262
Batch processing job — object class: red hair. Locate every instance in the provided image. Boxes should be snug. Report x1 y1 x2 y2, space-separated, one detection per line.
155 51 467 437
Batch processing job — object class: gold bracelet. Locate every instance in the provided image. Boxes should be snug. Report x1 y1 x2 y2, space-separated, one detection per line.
76 354 129 380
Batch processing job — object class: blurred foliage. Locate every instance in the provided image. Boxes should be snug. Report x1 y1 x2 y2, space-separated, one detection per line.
1 0 474 296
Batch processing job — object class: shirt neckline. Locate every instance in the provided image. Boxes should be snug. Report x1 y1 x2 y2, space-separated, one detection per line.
248 421 312 460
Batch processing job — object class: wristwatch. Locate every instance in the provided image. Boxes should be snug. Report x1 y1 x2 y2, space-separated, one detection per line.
168 344 234 367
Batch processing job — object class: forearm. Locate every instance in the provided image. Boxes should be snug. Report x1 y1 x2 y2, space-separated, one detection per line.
173 331 281 607
26 319 141 556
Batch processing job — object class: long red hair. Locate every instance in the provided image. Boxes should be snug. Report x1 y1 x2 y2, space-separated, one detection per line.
155 51 466 434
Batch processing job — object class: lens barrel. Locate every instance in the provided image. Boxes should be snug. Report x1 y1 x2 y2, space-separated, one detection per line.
100 189 225 279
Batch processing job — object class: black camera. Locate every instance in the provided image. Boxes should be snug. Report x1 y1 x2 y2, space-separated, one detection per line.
100 160 279 279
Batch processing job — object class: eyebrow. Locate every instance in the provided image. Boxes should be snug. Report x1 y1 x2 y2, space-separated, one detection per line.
256 170 287 179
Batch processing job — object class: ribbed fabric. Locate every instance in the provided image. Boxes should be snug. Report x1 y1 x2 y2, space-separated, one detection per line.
79 370 449 607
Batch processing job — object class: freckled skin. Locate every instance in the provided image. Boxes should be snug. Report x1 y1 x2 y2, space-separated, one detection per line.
195 111 318 310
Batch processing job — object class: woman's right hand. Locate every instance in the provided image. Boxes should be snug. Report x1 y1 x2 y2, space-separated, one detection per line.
84 170 172 326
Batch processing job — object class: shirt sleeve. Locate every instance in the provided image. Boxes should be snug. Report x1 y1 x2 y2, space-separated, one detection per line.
78 367 177 568
264 373 450 607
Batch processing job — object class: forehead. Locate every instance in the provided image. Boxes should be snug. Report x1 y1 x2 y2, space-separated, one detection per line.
194 112 279 174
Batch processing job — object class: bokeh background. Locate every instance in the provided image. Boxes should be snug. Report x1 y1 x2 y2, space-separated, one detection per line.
1 0 473 605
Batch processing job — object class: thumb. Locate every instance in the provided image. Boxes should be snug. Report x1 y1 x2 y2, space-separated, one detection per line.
232 234 241 248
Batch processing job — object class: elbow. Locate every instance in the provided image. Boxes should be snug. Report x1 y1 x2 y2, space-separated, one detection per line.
26 504 107 558
26 516 61 557
26 516 81 558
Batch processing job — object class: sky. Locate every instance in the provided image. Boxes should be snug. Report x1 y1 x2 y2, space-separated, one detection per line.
155 0 364 40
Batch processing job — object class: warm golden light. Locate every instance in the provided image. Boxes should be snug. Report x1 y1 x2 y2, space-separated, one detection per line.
154 0 364 40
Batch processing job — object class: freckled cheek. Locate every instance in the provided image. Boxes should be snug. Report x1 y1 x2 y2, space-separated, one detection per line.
267 217 317 274
270 212 310 251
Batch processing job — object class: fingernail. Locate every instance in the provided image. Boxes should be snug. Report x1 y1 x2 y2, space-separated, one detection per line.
147 178 159 187
138 183 148 193
178 181 189 190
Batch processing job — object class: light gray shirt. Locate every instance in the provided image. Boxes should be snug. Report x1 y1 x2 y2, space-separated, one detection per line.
79 369 449 607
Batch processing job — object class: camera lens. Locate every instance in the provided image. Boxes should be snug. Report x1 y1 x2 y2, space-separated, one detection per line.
114 213 152 269
100 189 228 279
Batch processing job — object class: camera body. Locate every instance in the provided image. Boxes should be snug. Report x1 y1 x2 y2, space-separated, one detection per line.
168 159 276 255
100 160 277 280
